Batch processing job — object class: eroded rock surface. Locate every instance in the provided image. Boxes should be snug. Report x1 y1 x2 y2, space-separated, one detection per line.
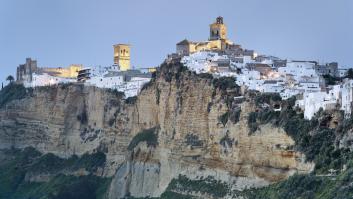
0 61 314 198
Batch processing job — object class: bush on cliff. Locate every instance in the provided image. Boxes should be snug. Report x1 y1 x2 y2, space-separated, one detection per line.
212 76 238 91
163 175 231 198
125 96 138 104
128 127 159 150
254 92 281 106
0 83 28 107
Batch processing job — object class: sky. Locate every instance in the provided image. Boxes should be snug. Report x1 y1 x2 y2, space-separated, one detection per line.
1 0 353 85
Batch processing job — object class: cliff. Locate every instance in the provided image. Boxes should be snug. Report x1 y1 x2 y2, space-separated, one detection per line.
0 61 316 198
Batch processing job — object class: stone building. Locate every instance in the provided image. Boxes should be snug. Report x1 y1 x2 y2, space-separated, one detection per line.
176 16 257 59
113 44 131 71
176 16 235 55
314 62 338 76
16 58 37 82
16 58 82 83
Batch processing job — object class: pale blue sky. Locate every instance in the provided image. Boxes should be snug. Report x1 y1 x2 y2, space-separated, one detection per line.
1 0 353 85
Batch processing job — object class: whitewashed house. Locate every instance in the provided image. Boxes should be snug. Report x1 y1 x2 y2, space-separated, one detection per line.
341 79 353 117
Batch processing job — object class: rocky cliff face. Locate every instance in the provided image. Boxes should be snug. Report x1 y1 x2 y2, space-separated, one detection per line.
0 84 132 176
0 61 314 198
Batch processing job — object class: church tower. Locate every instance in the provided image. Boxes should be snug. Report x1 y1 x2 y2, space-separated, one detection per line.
209 16 227 41
113 44 131 71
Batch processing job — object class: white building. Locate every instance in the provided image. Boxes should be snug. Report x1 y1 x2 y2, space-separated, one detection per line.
87 74 124 89
83 67 152 98
337 68 348 78
24 73 76 87
296 85 341 119
341 79 353 117
278 61 318 83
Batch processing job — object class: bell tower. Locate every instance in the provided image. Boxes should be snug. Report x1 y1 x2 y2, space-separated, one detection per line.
209 16 227 41
113 44 131 71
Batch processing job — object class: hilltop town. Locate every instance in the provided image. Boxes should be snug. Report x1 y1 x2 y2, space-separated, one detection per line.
2 15 353 199
11 16 353 119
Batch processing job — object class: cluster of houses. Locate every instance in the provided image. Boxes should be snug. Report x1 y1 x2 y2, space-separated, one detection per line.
175 16 353 120
77 65 151 97
181 51 352 119
15 44 153 98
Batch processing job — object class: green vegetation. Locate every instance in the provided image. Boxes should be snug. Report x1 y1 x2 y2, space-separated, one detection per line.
108 118 115 127
164 175 231 198
247 94 353 174
346 68 353 79
106 88 125 98
212 76 238 91
77 109 88 125
156 87 161 104
323 74 341 85
141 80 154 91
243 162 353 199
0 83 29 107
128 127 159 150
197 73 213 80
219 132 235 149
184 133 203 147
229 108 241 124
58 82 75 89
6 75 15 83
254 92 281 106
219 112 229 126
0 147 109 199
248 112 259 133
160 191 195 199
126 96 138 104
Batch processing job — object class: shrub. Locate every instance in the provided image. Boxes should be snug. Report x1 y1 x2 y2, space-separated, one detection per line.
212 76 238 91
0 83 28 107
197 73 213 79
108 118 115 127
156 88 161 104
248 112 258 133
166 175 230 198
73 152 106 173
106 88 125 98
254 92 281 106
127 127 159 150
125 96 137 104
220 133 235 148
229 108 241 124
141 80 153 91
29 153 65 173
77 110 88 125
323 74 341 85
185 133 203 147
219 112 229 126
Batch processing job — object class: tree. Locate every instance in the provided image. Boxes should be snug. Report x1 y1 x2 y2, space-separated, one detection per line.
346 68 353 79
6 75 14 84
